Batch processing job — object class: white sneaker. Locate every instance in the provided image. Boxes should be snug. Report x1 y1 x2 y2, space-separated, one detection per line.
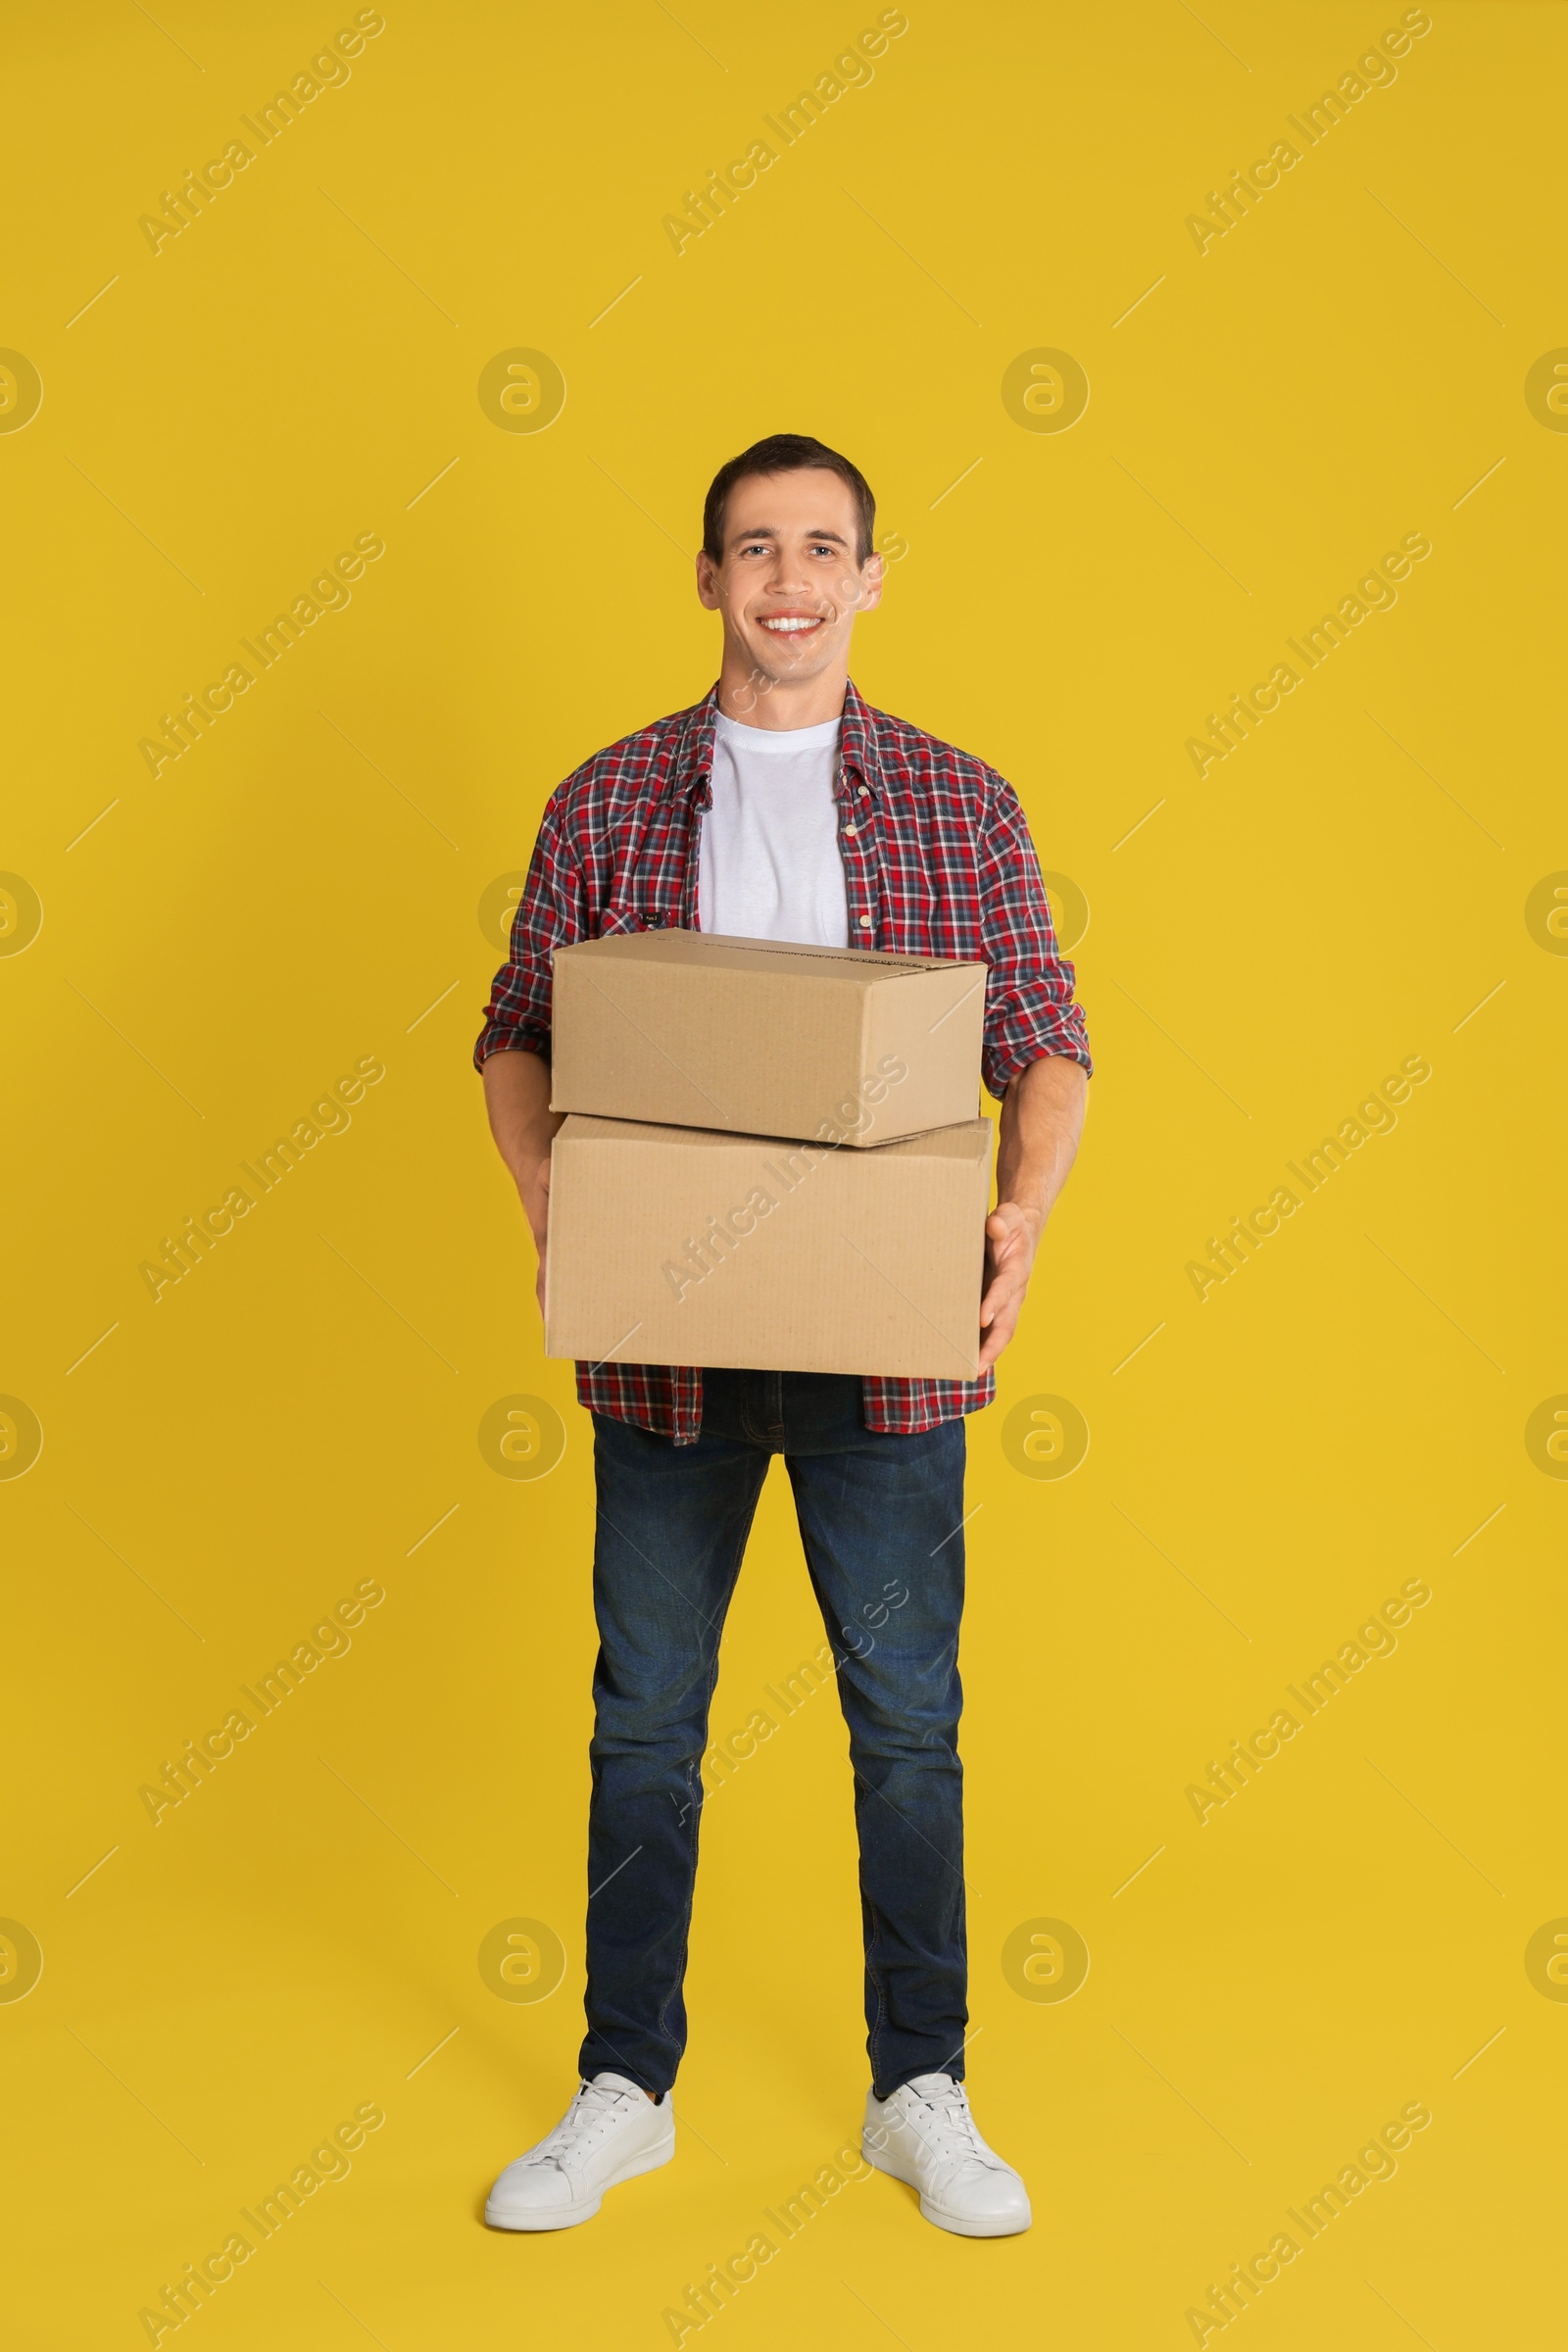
485 2072 674 2230
862 2072 1031 2237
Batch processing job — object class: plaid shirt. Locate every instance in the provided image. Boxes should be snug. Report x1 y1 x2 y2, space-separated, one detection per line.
475 679 1092 1446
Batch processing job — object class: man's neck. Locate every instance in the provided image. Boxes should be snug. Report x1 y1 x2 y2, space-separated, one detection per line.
714 650 849 733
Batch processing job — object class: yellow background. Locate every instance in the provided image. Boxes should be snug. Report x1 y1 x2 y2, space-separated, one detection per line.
5 2 1564 2343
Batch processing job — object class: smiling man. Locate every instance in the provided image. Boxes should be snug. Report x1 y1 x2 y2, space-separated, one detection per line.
475 433 1091 2239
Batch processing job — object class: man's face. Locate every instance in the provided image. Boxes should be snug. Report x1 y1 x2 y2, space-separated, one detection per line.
697 468 883 694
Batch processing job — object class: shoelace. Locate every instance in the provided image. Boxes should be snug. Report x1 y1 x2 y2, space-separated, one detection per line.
907 2083 1002 2170
533 2080 634 2171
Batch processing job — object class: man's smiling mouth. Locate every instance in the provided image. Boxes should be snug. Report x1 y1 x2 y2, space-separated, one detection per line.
758 613 825 635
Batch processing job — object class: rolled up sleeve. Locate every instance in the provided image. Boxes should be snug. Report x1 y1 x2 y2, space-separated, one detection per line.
472 789 587 1070
977 771 1093 1096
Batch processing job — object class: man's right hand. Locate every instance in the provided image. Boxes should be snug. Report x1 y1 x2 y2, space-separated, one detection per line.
518 1154 551 1317
481 1048 563 1323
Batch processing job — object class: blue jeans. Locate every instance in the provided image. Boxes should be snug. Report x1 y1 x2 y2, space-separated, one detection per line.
578 1368 969 2102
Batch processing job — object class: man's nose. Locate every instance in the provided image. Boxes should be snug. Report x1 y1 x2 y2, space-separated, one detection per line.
764 550 813 598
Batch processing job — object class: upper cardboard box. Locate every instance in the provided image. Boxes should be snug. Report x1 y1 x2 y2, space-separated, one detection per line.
550 929 986 1147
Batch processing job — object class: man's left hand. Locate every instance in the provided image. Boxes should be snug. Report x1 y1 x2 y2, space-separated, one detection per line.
978 1200 1043 1372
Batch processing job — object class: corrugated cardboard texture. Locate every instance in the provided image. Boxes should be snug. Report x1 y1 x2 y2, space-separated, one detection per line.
550 929 986 1146
545 1113 994 1380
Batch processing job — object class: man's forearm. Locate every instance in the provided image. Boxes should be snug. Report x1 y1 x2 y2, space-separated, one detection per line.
996 1054 1088 1227
482 1047 561 1242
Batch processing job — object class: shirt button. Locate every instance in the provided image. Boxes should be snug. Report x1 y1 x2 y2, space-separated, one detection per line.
844 823 858 837
858 914 872 929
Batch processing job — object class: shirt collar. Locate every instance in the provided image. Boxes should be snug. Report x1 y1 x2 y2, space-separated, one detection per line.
667 686 720 799
838 678 883 800
670 679 883 800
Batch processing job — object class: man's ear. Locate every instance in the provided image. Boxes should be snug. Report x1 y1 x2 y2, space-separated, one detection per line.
856 551 886 613
695 550 723 611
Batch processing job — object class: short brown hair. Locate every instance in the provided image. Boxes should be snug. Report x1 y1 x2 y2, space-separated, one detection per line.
703 433 876 565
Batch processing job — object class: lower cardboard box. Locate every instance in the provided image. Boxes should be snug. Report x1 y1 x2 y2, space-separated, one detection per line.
544 1114 994 1381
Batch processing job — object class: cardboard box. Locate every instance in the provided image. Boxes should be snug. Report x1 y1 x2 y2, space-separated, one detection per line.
550 929 986 1147
545 1113 994 1380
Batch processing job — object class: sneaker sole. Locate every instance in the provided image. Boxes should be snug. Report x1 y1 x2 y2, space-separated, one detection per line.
484 2134 674 2232
861 2138 1031 2238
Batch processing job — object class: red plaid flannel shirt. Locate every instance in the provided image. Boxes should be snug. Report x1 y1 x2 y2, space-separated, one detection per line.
475 680 1092 1445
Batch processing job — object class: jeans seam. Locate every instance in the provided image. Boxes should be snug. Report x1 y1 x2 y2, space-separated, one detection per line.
864 1892 891 2089
652 1751 701 2067
648 1474 766 2071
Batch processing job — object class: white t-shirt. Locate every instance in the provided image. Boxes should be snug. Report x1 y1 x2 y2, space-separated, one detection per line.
698 710 849 949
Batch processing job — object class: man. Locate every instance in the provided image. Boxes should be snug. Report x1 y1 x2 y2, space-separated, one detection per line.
476 434 1090 2238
